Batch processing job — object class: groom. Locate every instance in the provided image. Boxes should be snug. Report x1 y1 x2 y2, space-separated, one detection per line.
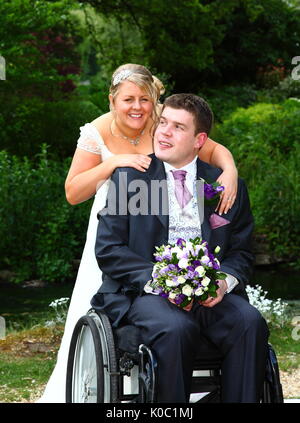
91 94 269 403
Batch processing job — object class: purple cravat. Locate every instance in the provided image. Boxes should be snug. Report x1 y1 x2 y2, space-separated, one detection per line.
171 170 193 209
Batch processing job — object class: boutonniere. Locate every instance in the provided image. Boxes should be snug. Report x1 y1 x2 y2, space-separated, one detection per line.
204 181 224 205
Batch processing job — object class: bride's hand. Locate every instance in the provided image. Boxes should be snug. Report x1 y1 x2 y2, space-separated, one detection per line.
111 154 152 172
215 167 238 215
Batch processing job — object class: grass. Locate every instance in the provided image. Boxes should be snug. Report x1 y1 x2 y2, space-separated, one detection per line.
0 315 299 402
0 283 299 402
0 325 63 402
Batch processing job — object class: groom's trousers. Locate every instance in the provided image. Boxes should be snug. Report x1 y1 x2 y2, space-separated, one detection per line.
125 293 269 403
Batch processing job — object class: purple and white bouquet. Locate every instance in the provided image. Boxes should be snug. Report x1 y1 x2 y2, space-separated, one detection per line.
144 237 227 309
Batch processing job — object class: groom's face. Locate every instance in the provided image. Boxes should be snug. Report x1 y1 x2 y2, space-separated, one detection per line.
154 106 207 168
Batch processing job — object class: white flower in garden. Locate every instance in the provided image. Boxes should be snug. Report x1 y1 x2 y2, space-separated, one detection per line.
195 287 204 296
182 285 193 297
178 258 189 269
195 266 205 277
245 284 289 327
177 276 186 284
201 276 211 287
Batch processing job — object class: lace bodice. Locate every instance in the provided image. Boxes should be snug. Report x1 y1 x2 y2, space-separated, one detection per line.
77 123 113 161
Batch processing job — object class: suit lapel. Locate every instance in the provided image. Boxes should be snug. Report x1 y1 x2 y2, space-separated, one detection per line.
196 160 214 245
145 155 169 230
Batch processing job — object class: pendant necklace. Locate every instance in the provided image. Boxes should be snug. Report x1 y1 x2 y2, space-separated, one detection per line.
110 119 145 146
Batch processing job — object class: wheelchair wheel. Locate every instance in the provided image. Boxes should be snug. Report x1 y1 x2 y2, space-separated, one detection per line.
66 310 118 403
261 343 284 403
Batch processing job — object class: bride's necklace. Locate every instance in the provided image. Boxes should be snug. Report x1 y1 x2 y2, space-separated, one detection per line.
110 119 145 146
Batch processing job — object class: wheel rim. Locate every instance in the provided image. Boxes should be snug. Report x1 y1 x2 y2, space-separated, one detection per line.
72 324 99 403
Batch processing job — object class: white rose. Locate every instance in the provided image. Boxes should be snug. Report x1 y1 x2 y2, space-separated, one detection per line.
182 285 193 297
171 246 181 255
185 241 195 253
195 287 204 296
201 276 211 287
178 258 189 269
200 255 210 265
166 279 177 287
177 276 186 284
195 265 205 277
176 248 189 259
168 292 177 300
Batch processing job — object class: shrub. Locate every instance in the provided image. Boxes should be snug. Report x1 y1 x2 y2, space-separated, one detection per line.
246 284 289 328
0 147 92 283
215 98 300 260
0 98 101 159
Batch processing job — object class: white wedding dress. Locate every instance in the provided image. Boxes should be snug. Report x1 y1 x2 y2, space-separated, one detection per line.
38 123 114 402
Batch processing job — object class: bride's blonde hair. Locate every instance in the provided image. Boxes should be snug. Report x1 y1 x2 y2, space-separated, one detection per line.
109 63 165 126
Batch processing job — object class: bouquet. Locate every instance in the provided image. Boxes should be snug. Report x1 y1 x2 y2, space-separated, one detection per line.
144 237 227 309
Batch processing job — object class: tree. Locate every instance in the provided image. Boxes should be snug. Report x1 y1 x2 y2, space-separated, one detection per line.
0 0 81 100
81 0 300 90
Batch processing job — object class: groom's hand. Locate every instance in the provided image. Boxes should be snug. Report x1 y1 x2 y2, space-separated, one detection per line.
199 279 228 308
168 297 194 311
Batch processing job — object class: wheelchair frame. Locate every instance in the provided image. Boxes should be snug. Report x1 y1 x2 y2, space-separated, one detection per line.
66 309 284 404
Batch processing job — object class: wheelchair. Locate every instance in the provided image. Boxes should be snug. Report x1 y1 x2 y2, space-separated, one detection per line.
66 309 284 403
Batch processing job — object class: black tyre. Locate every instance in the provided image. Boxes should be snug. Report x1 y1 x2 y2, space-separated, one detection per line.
66 310 118 403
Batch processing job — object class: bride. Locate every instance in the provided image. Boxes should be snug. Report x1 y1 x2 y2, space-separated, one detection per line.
38 63 238 402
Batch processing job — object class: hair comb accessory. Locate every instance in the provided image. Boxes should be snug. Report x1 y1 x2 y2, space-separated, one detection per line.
112 69 133 86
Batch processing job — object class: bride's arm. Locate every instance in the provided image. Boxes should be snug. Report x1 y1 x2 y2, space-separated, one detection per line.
199 137 238 214
65 150 152 205
65 150 114 205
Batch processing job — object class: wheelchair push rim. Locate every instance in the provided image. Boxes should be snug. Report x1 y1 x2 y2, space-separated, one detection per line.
66 311 118 403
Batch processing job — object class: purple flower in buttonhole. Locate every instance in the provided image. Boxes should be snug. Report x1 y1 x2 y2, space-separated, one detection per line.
204 182 224 204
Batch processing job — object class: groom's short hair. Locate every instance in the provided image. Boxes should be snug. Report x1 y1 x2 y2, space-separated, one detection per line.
162 93 213 135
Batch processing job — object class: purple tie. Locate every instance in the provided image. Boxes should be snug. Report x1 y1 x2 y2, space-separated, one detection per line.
171 170 193 209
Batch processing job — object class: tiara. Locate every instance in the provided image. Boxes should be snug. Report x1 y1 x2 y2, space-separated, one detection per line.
112 69 133 86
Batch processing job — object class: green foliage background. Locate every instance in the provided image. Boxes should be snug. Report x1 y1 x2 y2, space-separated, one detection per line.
0 0 300 282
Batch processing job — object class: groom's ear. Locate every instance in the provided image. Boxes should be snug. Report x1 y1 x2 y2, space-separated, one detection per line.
195 132 208 149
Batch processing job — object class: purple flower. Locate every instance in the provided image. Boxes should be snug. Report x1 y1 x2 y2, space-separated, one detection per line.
187 265 195 271
155 255 163 262
176 238 186 248
175 294 186 305
168 264 177 271
204 182 224 201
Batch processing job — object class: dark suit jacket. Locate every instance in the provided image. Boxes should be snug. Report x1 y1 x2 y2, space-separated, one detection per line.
94 154 254 302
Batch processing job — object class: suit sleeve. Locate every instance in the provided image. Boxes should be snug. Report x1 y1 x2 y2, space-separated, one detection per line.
95 168 153 294
219 178 255 292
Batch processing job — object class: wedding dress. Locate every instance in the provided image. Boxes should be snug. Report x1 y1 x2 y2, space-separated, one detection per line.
38 123 113 402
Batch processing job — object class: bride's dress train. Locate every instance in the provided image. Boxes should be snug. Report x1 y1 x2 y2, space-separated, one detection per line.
38 124 113 402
